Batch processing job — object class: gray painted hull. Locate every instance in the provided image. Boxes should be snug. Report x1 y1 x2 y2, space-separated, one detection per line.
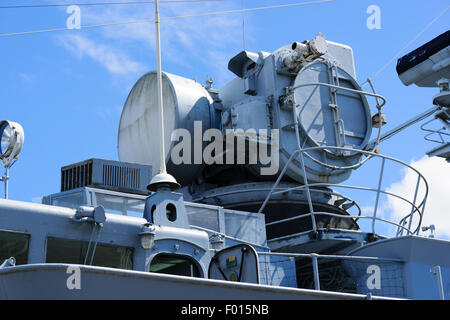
0 264 393 300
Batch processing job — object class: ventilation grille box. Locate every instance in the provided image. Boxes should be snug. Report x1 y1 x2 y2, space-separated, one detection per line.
61 158 152 195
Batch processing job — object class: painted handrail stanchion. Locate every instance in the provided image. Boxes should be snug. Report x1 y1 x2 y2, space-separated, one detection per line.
311 253 320 291
372 158 385 234
407 175 421 235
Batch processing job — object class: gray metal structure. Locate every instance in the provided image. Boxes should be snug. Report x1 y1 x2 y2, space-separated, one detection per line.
117 34 389 250
1 31 450 300
397 30 450 162
59 158 153 195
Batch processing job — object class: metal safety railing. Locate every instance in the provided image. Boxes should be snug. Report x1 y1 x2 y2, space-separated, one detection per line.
258 76 428 238
270 77 389 234
257 251 405 292
289 78 387 165
258 146 429 239
420 108 450 145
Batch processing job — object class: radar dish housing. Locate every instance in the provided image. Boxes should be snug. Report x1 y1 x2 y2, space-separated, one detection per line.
118 35 375 186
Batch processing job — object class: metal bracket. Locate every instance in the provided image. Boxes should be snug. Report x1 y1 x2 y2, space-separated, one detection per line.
73 205 106 224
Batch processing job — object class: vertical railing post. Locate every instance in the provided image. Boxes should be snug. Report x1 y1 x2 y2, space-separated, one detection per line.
300 150 317 233
398 219 407 237
407 175 421 235
417 196 427 235
311 254 320 290
372 158 385 234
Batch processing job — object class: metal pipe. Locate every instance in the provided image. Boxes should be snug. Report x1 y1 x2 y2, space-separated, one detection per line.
4 166 9 199
89 225 100 265
83 227 95 265
258 150 299 213
367 106 440 150
311 253 320 290
258 251 405 263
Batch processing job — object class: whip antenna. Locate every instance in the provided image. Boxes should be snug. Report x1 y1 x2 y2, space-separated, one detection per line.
147 0 180 192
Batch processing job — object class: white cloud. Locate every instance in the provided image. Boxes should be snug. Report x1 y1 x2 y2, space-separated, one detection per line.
57 33 144 75
385 156 450 239
57 3 243 84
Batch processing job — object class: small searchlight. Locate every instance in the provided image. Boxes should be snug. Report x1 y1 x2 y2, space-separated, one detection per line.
0 120 24 199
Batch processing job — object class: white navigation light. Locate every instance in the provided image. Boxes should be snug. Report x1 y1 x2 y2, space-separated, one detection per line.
139 223 156 250
0 120 24 166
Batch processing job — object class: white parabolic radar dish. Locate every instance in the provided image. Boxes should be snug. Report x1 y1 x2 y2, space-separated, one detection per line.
118 71 214 186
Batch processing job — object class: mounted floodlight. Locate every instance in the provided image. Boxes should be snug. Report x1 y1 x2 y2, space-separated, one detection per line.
0 120 24 167
0 120 24 199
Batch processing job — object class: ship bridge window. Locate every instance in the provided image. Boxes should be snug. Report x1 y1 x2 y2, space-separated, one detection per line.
0 230 30 265
150 253 201 278
45 237 134 270
94 192 145 218
50 191 84 210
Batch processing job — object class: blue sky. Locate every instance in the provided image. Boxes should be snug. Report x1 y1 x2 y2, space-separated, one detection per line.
1 0 449 237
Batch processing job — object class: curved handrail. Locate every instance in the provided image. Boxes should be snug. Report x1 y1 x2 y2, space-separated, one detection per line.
266 212 414 242
259 145 429 237
290 82 387 108
267 183 422 230
288 81 386 170
420 116 450 144
192 186 362 219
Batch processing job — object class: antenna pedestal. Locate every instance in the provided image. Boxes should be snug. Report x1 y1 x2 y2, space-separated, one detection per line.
147 172 181 192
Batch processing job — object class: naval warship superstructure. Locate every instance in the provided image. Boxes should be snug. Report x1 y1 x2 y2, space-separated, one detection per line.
0 27 449 300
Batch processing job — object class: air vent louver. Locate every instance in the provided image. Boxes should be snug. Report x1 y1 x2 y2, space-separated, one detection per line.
61 159 152 195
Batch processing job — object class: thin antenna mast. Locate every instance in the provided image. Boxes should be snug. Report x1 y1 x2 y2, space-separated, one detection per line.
155 0 166 175
241 0 245 50
147 0 180 192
